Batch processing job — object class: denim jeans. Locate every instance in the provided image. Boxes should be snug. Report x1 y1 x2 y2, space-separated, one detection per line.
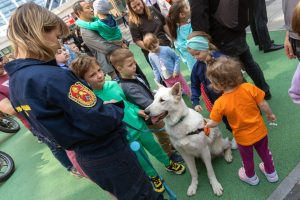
249 0 272 50
76 139 162 200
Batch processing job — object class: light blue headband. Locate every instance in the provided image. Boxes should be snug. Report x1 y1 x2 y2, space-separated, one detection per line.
186 36 209 51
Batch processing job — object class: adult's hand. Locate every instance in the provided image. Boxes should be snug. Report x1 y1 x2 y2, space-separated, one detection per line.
284 31 296 59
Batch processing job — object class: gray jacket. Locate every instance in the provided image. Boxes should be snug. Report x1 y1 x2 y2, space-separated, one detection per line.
80 28 120 73
119 77 154 110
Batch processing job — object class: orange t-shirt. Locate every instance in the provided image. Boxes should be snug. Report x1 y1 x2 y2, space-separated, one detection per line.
210 83 267 146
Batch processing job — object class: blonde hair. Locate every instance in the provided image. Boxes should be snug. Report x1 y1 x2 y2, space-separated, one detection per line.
206 56 244 90
143 33 159 50
7 2 69 61
109 48 134 67
126 0 152 26
292 1 300 35
70 56 99 79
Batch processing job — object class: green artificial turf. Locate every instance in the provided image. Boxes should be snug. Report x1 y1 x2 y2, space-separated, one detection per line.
1 30 300 200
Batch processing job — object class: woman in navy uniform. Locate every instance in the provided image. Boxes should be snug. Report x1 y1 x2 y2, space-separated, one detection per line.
5 3 160 200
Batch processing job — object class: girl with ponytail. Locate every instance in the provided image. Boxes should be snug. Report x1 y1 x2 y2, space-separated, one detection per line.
166 0 196 71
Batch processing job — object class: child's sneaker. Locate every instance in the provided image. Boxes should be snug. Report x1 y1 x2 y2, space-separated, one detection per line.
165 160 185 175
149 176 165 193
238 167 259 185
259 162 279 183
231 138 238 150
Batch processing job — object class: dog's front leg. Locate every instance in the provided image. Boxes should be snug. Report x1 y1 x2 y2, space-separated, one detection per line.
180 152 198 196
201 147 223 196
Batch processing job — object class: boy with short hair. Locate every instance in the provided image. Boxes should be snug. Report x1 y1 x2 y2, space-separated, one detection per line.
109 48 184 162
55 47 70 70
71 55 185 193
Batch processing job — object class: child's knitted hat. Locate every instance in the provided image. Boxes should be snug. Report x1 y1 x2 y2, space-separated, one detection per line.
93 0 113 15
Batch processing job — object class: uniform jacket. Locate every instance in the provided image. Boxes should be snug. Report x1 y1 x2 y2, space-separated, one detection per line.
5 59 126 152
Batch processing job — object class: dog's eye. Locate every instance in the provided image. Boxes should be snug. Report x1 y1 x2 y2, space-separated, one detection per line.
159 98 165 103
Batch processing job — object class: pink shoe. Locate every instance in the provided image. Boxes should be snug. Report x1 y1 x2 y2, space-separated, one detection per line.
238 167 259 185
259 162 278 183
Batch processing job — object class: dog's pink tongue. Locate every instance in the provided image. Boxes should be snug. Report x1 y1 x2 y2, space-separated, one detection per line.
151 116 161 124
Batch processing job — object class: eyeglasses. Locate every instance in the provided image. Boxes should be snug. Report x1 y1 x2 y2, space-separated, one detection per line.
0 56 3 62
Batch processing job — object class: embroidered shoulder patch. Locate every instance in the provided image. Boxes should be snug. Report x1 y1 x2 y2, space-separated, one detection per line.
69 82 97 107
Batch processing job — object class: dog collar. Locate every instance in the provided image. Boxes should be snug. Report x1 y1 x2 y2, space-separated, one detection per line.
186 127 210 136
186 119 210 136
170 112 188 127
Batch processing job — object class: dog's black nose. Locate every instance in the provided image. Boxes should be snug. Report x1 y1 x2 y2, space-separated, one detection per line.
144 109 150 115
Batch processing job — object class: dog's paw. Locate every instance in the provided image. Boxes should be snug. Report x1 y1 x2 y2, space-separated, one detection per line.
211 181 223 196
187 184 197 196
224 152 233 163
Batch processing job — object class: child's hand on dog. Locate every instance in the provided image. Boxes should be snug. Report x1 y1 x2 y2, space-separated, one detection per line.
194 105 203 112
138 110 149 120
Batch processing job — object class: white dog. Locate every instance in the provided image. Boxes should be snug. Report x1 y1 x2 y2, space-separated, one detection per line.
145 83 233 197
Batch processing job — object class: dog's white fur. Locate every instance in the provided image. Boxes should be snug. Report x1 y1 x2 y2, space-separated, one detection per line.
145 83 233 197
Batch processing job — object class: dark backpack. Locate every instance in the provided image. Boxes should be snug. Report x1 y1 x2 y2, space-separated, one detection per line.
214 0 251 31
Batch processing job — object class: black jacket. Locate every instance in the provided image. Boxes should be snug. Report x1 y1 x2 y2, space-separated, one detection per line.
189 0 248 56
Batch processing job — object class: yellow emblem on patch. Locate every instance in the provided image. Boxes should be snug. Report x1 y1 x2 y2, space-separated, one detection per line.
68 82 97 107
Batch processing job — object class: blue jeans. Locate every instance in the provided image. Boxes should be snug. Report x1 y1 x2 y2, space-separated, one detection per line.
75 139 162 200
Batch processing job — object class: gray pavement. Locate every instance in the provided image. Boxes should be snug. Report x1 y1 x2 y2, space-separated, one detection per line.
266 0 285 31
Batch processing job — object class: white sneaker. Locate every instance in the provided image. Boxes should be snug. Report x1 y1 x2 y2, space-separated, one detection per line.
238 167 260 185
231 138 238 150
259 162 278 183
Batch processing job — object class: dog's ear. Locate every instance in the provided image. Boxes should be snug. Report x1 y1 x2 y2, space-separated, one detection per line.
154 79 165 89
171 82 182 101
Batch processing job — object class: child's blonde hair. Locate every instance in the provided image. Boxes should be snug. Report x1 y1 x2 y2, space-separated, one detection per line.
206 56 244 90
70 55 99 79
143 33 159 51
109 48 134 68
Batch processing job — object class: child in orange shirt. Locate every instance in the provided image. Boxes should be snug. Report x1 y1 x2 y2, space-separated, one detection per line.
205 56 278 186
